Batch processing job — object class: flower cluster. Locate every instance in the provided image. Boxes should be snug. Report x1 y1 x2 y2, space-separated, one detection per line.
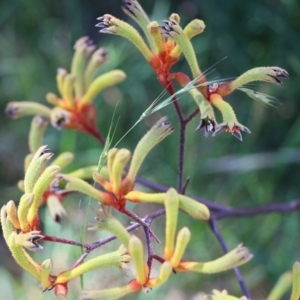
0 119 252 299
17 114 107 222
79 188 252 299
1 0 292 299
97 0 288 141
5 37 126 143
51 117 209 221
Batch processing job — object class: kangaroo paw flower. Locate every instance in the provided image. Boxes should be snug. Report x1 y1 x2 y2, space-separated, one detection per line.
6 200 20 229
46 195 67 223
125 116 174 185
88 209 131 248
267 271 292 300
50 174 111 205
178 244 252 274
121 0 155 52
290 262 300 300
213 122 251 141
50 107 71 130
170 227 191 268
1 206 41 280
205 289 247 300
24 145 53 193
146 261 172 288
13 231 44 252
40 259 54 289
216 67 289 98
54 246 130 285
27 165 61 227
5 102 51 119
164 188 179 260
128 235 147 285
160 19 205 85
96 14 153 61
210 94 251 141
29 115 49 153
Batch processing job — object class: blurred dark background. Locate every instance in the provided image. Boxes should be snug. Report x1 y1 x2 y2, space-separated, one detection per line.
1 0 300 299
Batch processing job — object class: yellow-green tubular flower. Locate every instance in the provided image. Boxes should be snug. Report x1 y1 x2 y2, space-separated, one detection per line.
164 188 179 260
230 67 289 91
51 152 74 169
13 231 44 252
5 102 51 119
46 195 67 223
128 235 147 285
160 20 204 83
67 165 106 179
79 70 126 106
46 92 60 106
24 153 34 173
6 200 20 229
78 281 142 300
290 262 300 300
122 0 155 52
189 86 217 137
1 206 41 280
172 19 206 58
1 205 15 242
125 191 210 221
88 209 131 248
84 47 108 88
93 172 113 192
29 115 49 153
147 21 164 54
54 246 130 285
62 74 76 109
27 165 61 226
24 145 54 193
205 289 247 300
146 261 172 288
125 116 174 185
56 68 68 98
17 180 25 192
111 149 131 194
50 107 72 130
266 271 292 300
40 259 53 289
210 94 251 141
50 174 109 205
107 148 119 182
170 227 191 268
71 36 96 99
96 14 153 62
169 13 181 24
178 244 253 273
17 193 34 232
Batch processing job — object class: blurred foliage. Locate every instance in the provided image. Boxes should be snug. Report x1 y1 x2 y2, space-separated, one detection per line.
0 0 300 299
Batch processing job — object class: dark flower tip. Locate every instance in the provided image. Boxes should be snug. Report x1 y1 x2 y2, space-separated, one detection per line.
195 118 216 137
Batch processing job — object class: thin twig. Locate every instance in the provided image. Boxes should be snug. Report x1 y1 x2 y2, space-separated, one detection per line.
214 200 300 220
208 217 251 299
122 208 160 243
184 108 199 124
42 235 83 247
165 81 185 193
71 209 165 269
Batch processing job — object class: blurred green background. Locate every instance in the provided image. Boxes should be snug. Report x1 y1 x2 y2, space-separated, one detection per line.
1 0 300 299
